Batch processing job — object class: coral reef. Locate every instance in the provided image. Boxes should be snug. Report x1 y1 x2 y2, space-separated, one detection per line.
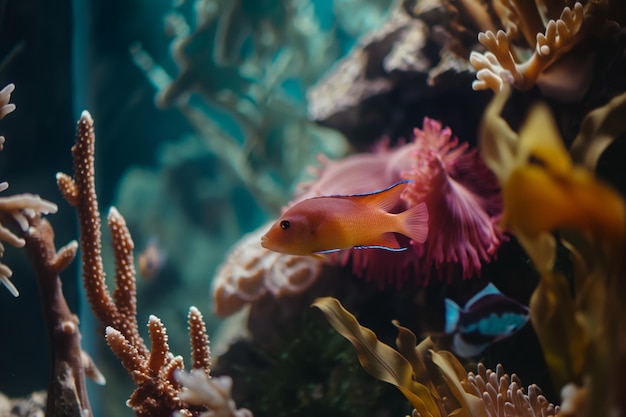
5 0 626 416
0 84 57 297
23 216 103 416
53 110 251 417
412 0 625 101
212 222 323 317
464 363 559 417
313 297 559 417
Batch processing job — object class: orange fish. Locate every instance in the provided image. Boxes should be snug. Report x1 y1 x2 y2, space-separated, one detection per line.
261 181 429 256
137 237 167 280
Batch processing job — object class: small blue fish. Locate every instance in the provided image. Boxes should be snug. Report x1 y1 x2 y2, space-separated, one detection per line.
444 283 529 357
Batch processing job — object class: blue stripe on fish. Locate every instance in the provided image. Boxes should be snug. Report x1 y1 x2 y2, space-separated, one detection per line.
444 282 529 358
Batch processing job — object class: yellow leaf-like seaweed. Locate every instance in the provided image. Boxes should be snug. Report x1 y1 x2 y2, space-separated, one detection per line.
571 90 626 170
479 86 626 415
312 297 441 417
529 270 589 390
430 351 488 417
480 88 626 272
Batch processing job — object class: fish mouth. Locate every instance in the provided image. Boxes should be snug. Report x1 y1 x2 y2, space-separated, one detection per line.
260 235 270 249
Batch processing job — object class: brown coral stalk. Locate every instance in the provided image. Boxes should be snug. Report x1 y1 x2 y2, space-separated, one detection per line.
23 216 97 417
59 110 226 417
57 110 146 356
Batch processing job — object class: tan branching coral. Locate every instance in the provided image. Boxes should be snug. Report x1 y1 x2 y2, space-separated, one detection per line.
0 83 58 297
57 111 146 355
470 3 586 93
174 370 253 417
466 1 617 100
212 223 323 317
0 83 16 119
104 312 187 416
58 110 250 417
0 192 58 296
23 216 104 417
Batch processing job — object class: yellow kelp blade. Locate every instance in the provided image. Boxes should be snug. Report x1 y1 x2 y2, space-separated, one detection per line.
430 351 488 417
503 165 626 246
529 271 589 390
393 321 440 402
478 86 518 183
312 297 441 417
517 102 572 176
571 90 626 170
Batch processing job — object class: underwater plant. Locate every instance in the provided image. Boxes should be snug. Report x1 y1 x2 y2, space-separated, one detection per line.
130 0 390 212
313 297 559 417
480 87 626 415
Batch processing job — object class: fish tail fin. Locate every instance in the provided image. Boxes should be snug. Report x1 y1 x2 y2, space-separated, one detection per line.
444 298 461 333
396 202 429 244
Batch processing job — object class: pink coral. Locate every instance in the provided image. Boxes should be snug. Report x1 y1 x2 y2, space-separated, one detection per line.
296 117 503 287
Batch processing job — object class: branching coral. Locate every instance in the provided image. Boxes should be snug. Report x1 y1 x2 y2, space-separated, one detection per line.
470 3 588 93
0 83 58 297
56 110 250 417
23 216 104 417
440 0 620 100
295 117 502 286
174 370 253 417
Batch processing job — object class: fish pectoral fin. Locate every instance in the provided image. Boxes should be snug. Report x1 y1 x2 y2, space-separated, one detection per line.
313 248 342 256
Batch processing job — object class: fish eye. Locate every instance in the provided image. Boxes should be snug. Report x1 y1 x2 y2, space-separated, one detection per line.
280 220 290 230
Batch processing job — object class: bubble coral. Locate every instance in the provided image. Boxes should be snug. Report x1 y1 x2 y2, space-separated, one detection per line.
212 223 323 317
297 117 503 287
463 363 560 417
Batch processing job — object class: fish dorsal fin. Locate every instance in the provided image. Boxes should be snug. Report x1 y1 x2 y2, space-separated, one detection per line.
333 180 412 212
465 283 501 309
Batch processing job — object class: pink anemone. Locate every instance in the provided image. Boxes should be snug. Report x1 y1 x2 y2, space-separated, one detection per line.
294 117 504 287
